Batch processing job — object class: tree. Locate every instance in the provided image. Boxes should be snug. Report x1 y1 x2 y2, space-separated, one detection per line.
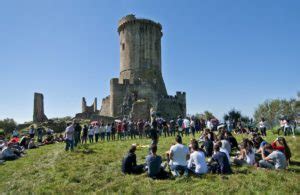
254 98 297 128
203 111 215 121
0 118 17 134
223 109 248 129
224 109 241 123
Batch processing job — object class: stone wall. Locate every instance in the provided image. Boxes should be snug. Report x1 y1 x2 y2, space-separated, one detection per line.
99 95 111 116
130 100 150 121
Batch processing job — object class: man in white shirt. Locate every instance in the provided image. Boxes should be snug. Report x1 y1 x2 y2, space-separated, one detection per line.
259 118 267 136
169 135 190 177
65 123 75 151
183 117 191 136
188 141 208 175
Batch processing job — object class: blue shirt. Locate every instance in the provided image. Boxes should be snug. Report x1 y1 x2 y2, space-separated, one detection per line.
146 154 162 177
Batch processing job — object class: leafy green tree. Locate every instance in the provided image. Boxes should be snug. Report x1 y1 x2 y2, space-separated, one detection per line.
0 118 17 134
254 98 297 128
203 111 215 121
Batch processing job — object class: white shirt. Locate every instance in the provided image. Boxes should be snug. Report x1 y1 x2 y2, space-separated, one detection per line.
88 128 94 136
99 126 106 133
65 125 74 140
183 119 190 128
94 126 100 134
259 121 266 128
219 148 230 162
106 125 112 133
190 120 195 128
170 143 189 166
206 121 212 129
245 150 255 165
188 151 208 174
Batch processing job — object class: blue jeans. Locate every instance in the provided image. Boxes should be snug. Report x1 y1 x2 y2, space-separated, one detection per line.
170 165 188 177
185 128 190 136
65 139 74 151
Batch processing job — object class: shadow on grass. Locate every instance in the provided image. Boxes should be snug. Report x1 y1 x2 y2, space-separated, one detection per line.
290 161 300 166
76 144 96 154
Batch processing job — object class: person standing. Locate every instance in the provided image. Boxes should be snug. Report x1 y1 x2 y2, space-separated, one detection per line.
74 123 82 147
150 119 159 145
106 123 112 141
37 127 43 143
29 125 35 139
117 122 123 140
183 117 191 136
65 123 75 151
100 123 106 141
81 125 88 144
177 116 184 137
94 124 100 143
137 119 144 139
111 122 116 141
169 120 176 136
190 118 196 137
259 118 267 136
88 126 94 143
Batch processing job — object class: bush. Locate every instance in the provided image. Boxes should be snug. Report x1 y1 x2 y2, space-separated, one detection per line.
0 118 17 134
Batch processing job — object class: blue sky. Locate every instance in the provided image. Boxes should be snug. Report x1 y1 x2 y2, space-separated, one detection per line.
0 0 299 123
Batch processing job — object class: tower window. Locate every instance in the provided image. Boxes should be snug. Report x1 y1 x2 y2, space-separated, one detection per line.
122 43 125 50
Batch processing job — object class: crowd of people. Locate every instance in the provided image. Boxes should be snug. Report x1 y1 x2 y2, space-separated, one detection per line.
121 124 292 179
0 126 64 164
1 114 295 175
63 115 297 152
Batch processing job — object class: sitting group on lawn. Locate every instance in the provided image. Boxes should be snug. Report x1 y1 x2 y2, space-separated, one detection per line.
121 128 292 179
0 126 64 164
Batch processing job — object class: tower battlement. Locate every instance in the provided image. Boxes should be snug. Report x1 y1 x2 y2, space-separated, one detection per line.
118 14 162 34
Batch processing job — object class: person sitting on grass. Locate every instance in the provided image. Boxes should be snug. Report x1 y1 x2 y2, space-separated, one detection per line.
28 138 38 149
201 135 214 157
122 144 144 174
208 143 232 174
233 139 255 166
271 137 292 164
43 132 54 145
259 144 287 170
188 140 208 175
224 131 239 150
145 144 169 179
169 135 190 177
19 134 29 148
217 140 230 163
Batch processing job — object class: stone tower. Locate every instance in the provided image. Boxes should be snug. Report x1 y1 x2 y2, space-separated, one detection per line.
80 14 187 121
33 93 48 122
118 14 167 96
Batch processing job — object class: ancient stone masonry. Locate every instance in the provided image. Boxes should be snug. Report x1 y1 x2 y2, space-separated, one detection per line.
75 97 99 119
33 93 48 122
76 14 186 121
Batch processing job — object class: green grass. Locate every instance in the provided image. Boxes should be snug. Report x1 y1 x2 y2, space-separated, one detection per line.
1 132 300 194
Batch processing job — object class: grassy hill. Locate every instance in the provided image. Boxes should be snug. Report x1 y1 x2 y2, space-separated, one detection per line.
0 133 300 194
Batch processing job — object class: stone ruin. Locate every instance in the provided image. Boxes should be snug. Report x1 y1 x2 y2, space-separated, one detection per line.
33 92 48 122
75 97 99 120
75 14 186 121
